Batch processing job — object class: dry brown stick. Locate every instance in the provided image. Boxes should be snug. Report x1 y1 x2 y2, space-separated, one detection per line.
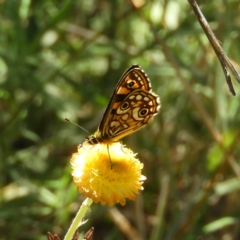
108 207 141 240
188 0 240 96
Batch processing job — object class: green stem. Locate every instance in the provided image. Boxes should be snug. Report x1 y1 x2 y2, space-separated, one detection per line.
64 198 93 240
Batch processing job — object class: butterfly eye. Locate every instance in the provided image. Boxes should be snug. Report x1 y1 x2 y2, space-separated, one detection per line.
139 108 148 116
122 102 129 109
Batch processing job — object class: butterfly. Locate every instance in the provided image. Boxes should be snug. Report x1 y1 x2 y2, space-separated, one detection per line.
86 65 160 144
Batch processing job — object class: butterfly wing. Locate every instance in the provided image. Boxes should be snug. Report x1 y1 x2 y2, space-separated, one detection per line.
101 89 160 141
98 65 153 134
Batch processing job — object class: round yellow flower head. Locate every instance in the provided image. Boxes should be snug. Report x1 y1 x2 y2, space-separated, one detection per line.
71 142 146 206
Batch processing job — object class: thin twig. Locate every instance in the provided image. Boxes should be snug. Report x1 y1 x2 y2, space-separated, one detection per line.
188 0 240 96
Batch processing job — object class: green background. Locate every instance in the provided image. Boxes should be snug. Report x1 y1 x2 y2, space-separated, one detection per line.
1 0 240 239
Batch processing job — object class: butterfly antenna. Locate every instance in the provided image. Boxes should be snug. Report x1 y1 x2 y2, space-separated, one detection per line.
64 118 90 134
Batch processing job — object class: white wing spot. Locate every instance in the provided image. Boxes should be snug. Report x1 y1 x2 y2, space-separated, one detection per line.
133 107 143 120
110 121 120 127
121 114 128 121
144 96 150 101
123 124 128 128
129 95 135 99
136 95 142 100
148 101 153 106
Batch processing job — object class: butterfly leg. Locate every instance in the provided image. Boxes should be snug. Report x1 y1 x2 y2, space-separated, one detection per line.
107 144 113 170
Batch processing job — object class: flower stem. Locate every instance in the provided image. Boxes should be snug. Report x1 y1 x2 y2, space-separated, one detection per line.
64 198 93 240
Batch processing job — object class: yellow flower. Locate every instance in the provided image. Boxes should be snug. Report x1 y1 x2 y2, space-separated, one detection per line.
71 142 146 206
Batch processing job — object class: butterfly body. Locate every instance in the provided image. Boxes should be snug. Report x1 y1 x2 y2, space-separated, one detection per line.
86 65 160 144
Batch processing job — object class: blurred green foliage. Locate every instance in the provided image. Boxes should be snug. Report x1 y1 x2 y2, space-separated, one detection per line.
1 0 240 240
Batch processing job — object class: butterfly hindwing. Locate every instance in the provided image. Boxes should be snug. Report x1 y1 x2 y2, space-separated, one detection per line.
102 89 160 141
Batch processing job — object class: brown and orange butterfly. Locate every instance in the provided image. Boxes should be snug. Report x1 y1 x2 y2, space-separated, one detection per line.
86 65 161 144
